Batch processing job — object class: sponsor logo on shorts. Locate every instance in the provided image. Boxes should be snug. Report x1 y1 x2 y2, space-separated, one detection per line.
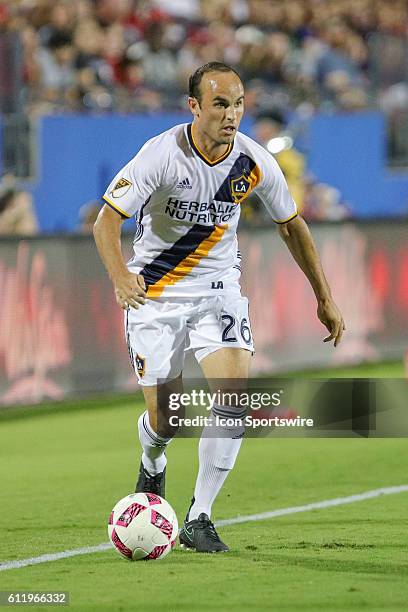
111 177 132 198
135 353 146 378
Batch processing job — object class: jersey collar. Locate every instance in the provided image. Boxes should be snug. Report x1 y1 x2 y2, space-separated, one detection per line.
187 123 233 166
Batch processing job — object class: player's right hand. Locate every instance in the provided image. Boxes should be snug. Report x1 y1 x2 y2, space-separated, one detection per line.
113 272 146 310
317 298 345 347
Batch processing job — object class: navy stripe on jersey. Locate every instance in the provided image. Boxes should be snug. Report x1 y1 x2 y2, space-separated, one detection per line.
139 224 215 287
134 196 151 242
213 153 258 203
125 309 135 371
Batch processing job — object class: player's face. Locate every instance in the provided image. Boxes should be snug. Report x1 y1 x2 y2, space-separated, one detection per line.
190 72 245 145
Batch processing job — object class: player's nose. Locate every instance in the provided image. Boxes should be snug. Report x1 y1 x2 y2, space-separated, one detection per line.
225 106 236 122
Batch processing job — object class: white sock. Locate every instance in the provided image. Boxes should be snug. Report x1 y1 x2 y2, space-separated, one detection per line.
138 411 172 476
188 404 245 521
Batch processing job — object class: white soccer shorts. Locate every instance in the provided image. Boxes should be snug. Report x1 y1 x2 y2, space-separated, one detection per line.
125 293 254 386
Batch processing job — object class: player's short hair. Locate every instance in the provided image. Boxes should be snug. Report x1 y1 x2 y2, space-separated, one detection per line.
188 62 242 104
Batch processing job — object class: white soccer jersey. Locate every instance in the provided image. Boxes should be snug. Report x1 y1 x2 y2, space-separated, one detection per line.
102 123 297 298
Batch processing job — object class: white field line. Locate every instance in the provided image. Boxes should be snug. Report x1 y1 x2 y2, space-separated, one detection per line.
215 484 408 526
1 484 407 572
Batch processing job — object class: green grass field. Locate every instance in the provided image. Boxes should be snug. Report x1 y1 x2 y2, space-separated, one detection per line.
0 362 407 611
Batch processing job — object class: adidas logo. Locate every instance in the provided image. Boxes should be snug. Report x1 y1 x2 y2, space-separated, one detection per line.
176 177 192 189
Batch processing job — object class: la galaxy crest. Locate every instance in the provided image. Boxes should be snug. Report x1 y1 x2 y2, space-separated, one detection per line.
135 353 146 378
230 174 251 204
213 153 260 204
110 177 132 198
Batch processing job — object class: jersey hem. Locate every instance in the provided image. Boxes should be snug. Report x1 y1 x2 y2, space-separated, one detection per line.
273 212 298 224
102 195 131 219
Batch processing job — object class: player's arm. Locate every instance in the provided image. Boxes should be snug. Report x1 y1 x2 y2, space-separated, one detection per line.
93 205 146 310
278 215 345 346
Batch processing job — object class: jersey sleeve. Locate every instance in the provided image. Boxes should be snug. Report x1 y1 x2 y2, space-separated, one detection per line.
255 153 298 224
102 139 164 219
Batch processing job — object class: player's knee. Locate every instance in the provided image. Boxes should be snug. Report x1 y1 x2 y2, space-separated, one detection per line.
201 348 252 379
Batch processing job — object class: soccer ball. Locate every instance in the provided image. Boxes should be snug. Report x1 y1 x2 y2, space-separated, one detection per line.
108 492 178 561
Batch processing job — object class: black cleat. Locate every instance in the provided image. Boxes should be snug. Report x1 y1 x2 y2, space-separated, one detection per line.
135 462 166 498
179 512 229 553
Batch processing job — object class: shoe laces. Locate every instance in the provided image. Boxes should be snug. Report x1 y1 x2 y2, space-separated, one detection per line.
143 469 162 490
199 517 221 542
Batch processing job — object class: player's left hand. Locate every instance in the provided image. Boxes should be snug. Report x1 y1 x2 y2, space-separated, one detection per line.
317 299 345 347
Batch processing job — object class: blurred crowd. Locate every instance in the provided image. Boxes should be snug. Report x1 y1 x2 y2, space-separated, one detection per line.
0 176 38 235
3 0 406 116
0 0 407 233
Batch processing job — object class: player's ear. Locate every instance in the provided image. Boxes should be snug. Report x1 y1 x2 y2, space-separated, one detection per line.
188 96 200 117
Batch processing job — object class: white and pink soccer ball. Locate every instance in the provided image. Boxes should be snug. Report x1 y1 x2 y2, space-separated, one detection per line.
108 493 178 561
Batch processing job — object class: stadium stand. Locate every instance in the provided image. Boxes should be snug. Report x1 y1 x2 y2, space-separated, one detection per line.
0 0 406 228
5 0 405 117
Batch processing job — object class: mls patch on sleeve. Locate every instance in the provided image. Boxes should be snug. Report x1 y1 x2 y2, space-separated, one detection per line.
111 178 132 198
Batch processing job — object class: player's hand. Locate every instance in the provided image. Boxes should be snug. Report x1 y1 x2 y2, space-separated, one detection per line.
113 272 146 310
317 298 345 347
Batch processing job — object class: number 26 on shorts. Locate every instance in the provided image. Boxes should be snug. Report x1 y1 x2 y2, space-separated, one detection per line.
221 314 252 345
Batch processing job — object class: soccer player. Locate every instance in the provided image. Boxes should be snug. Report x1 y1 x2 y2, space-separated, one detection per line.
93 62 345 553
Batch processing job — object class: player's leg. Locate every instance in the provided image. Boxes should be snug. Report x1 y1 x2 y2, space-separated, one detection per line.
125 300 187 497
180 293 253 552
180 347 252 552
188 347 250 519
135 375 184 496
